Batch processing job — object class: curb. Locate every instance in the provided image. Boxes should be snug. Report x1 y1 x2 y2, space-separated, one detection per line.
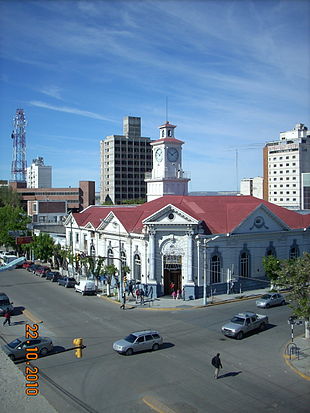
282 337 310 381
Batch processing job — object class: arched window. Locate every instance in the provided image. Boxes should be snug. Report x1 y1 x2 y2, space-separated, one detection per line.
266 242 276 257
134 254 141 281
289 240 299 259
107 248 114 266
210 255 221 284
121 251 127 266
240 249 250 278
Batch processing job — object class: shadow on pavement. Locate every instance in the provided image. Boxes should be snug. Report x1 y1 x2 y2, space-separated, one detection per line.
220 371 242 378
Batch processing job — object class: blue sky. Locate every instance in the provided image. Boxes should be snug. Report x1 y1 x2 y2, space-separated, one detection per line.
0 0 309 193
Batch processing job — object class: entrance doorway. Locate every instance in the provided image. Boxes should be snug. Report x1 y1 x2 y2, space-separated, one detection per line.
163 255 182 295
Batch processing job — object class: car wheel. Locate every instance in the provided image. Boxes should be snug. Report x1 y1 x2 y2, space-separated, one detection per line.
281 300 286 306
40 347 48 356
236 331 244 340
152 343 159 351
266 303 270 309
260 322 266 331
125 348 133 356
8 354 15 361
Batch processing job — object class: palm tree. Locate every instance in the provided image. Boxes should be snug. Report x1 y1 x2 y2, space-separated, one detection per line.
104 264 118 296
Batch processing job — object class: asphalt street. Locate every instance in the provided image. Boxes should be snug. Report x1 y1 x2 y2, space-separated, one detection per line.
1 268 309 413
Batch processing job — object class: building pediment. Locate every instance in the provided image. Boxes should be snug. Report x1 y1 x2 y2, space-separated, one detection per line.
231 204 290 234
97 211 127 234
142 204 199 226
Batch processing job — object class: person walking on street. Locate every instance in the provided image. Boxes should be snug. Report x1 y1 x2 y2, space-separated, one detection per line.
3 310 11 326
120 292 126 310
211 353 223 379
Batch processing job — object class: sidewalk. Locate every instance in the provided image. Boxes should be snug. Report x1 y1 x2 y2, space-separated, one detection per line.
283 336 310 381
99 287 276 310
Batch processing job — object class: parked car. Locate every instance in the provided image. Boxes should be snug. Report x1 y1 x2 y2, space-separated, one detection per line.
2 336 53 361
36 266 51 277
58 277 77 288
75 280 97 295
113 330 163 356
221 312 269 340
256 293 286 308
45 271 61 282
0 292 14 316
22 261 33 269
27 264 40 273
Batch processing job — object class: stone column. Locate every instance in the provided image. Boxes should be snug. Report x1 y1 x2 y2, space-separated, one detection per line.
187 231 193 282
148 228 155 281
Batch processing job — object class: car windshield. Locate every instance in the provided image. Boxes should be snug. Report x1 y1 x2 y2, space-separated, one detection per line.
231 316 245 325
124 334 137 343
8 338 22 349
261 294 272 300
0 299 10 306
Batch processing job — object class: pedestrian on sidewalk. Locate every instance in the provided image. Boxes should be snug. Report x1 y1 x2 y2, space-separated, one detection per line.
211 353 223 379
120 292 126 310
3 310 11 326
135 288 140 304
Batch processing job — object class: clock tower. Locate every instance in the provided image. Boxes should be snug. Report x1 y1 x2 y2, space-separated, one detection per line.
145 121 190 201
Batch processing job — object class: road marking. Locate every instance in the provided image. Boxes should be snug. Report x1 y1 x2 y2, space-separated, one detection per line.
142 396 177 413
23 309 43 324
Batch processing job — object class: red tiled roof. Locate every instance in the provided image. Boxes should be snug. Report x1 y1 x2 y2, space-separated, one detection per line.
73 196 310 235
151 137 184 145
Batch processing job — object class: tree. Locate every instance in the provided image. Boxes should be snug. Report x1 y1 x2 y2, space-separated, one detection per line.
0 187 21 208
275 253 310 339
104 264 118 296
31 233 55 263
0 205 30 251
262 255 281 286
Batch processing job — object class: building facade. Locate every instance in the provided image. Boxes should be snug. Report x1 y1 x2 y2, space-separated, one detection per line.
65 195 310 300
100 116 153 204
26 157 52 188
263 123 310 210
240 177 263 199
10 180 95 224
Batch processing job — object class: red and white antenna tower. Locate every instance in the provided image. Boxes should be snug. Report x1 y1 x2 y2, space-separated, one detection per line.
11 109 27 182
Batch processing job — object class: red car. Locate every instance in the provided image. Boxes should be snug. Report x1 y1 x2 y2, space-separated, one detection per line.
22 261 34 269
35 266 51 277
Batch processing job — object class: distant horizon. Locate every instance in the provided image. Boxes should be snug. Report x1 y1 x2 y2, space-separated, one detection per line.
1 0 309 193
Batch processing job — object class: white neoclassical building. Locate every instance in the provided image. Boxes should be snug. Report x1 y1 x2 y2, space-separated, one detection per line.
65 121 310 299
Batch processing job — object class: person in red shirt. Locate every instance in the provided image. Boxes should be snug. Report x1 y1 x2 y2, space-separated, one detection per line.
3 310 11 326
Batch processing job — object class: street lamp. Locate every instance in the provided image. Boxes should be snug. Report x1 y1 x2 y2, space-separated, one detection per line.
203 235 220 306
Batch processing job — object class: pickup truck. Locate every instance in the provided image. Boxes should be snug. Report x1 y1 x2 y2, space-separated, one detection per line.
221 311 269 340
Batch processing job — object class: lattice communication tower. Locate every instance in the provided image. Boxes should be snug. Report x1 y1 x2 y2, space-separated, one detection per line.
11 109 27 182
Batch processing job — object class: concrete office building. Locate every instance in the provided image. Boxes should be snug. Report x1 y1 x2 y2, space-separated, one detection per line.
26 157 52 188
240 177 263 199
100 116 153 205
263 123 310 210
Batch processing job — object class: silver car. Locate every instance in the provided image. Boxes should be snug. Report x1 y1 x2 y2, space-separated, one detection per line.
2 336 53 361
113 330 163 356
256 293 286 308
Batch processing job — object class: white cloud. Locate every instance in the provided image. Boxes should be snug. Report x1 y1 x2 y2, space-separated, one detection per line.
39 86 63 100
29 101 116 122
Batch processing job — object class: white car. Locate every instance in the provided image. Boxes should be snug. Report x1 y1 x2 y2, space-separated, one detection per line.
75 280 97 295
256 293 286 308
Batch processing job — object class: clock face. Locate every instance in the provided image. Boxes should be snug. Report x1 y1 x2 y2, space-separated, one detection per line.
155 148 163 162
167 147 179 162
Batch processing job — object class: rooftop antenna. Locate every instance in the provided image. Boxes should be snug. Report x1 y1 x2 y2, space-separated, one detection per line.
165 96 168 123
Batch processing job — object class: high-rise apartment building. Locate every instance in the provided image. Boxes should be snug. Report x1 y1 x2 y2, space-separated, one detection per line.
26 157 52 188
263 123 310 210
240 177 263 199
100 116 153 204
